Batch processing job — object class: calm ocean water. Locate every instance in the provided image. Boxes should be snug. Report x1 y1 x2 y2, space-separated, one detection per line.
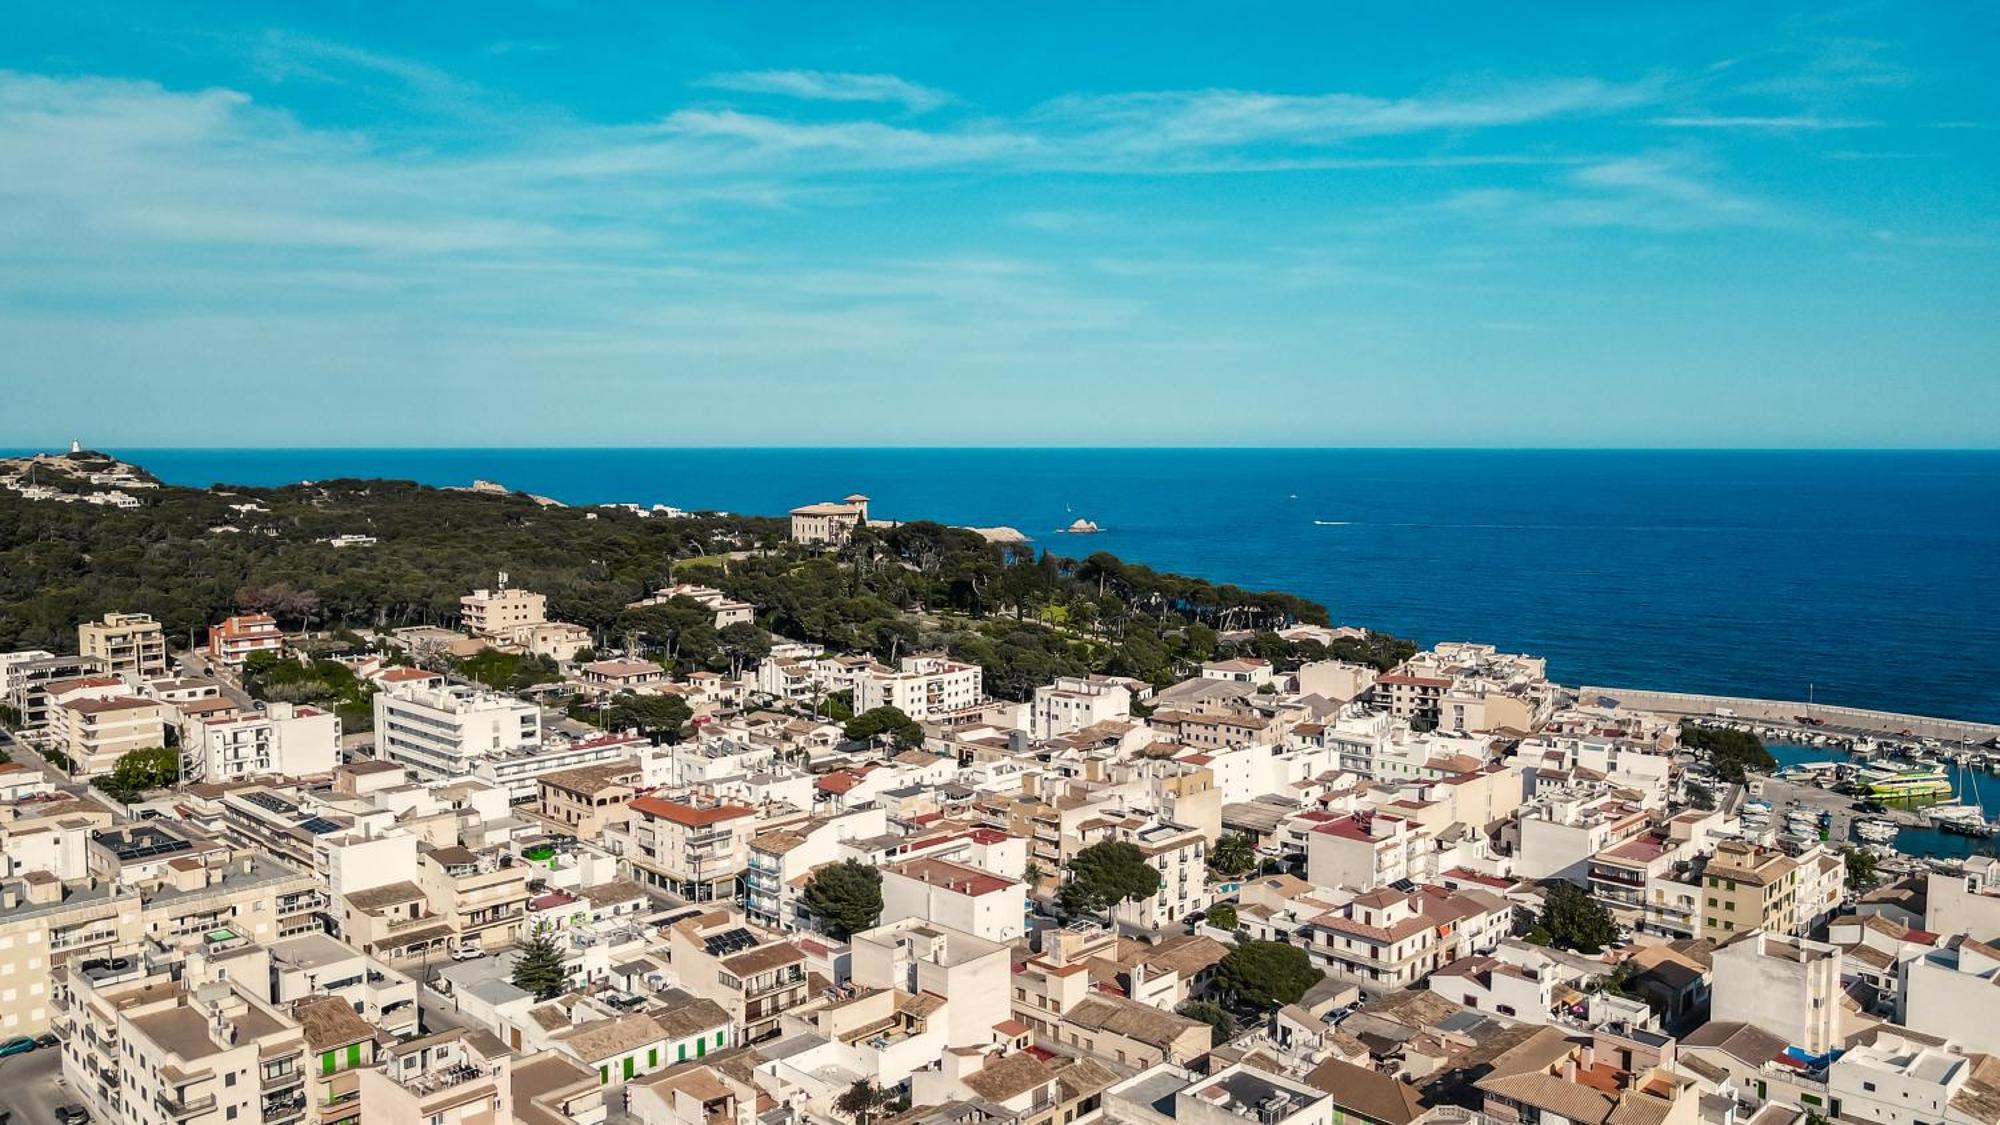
93 448 2000 724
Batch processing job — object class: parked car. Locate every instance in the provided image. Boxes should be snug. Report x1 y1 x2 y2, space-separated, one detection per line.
57 1107 92 1125
449 945 484 962
34 1031 59 1049
0 1035 35 1058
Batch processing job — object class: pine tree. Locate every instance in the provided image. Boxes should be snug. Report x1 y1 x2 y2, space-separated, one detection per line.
511 929 571 1000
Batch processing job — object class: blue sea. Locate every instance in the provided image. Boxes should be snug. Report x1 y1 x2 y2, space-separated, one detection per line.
86 448 2000 724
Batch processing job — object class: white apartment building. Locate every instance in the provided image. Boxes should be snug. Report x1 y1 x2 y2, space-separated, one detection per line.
1304 884 1512 997
881 857 1027 943
1200 658 1275 686
77 610 169 682
372 682 543 779
744 806 890 930
1924 859 2000 938
1899 935 2000 1055
1304 813 1423 893
1711 931 1843 1055
1030 675 1134 739
460 585 548 638
850 918 1012 1050
1829 1030 1985 1125
854 654 983 722
1077 817 1209 931
185 701 340 782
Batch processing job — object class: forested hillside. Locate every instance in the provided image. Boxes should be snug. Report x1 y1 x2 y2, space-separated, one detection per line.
0 468 1411 699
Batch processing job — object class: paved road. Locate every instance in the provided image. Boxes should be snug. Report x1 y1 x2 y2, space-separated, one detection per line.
0 1044 73 1125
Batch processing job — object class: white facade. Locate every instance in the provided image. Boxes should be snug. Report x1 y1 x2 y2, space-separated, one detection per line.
880 858 1026 943
184 701 339 781
854 654 983 722
1710 931 1843 1054
1030 675 1132 739
372 683 543 778
1899 937 2000 1055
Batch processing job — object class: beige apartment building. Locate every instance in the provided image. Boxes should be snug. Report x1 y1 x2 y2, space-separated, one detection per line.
0 876 142 1037
77 610 169 681
413 844 533 952
52 693 170 777
534 759 645 840
627 796 759 901
460 585 548 638
666 912 812 1044
359 1027 516 1125
1701 840 1801 939
58 964 312 1125
294 994 380 1125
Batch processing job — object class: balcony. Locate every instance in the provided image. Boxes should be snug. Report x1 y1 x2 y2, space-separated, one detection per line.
157 1091 219 1120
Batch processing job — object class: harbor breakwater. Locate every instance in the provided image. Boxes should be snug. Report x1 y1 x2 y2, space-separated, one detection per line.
1580 686 2000 745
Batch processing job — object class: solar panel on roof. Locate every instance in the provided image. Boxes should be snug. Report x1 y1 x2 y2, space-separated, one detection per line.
244 791 298 815
297 817 343 834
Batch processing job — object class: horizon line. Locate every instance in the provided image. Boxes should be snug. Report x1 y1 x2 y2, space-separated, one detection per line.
17 444 2000 455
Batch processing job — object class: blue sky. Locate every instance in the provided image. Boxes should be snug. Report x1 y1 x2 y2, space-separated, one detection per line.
1 2 1995 447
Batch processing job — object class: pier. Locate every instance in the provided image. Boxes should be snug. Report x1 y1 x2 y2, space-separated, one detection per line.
1581 685 2000 745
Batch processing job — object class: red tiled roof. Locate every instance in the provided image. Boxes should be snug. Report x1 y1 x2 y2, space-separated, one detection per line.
890 857 1015 898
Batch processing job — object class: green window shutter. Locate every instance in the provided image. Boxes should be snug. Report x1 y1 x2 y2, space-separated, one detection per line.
697 1037 706 1058
322 1051 337 1076
649 1048 658 1067
716 1030 725 1046
599 1066 608 1085
678 1044 686 1062
623 1057 635 1080
346 1043 361 1067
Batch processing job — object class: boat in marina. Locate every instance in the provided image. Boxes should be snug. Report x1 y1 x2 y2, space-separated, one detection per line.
1927 803 1986 827
1853 763 1954 800
1855 818 1900 844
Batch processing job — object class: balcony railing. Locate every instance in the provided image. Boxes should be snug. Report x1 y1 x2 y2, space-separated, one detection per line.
157 1092 219 1120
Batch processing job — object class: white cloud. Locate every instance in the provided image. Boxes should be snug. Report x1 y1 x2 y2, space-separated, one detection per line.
1653 114 1876 129
699 69 952 112
1038 77 1661 151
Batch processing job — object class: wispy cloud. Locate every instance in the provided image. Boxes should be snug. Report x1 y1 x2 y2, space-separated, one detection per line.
698 69 952 112
1653 114 1877 129
1038 77 1662 152
1438 154 1766 232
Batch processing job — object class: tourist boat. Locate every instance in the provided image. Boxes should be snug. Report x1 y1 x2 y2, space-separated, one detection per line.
1927 803 1986 827
1854 763 1953 800
1855 818 1899 844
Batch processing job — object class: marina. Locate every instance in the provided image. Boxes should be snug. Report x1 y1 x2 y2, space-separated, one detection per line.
1758 741 2000 860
